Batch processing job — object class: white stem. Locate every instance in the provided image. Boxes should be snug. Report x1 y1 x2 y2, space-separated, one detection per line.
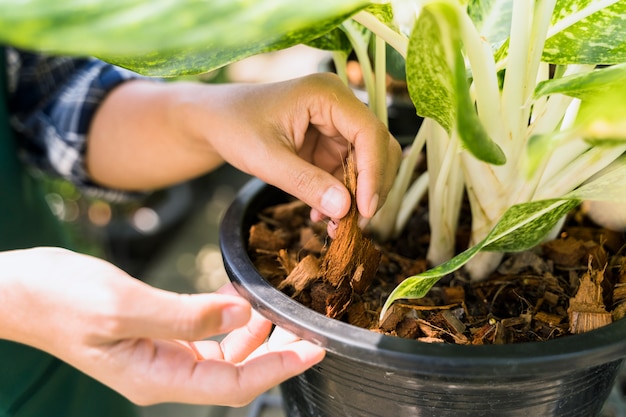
527 94 574 137
465 252 505 281
501 0 532 145
533 99 583 185
352 11 409 58
396 171 429 234
368 122 428 240
529 62 549 124
426 124 464 266
342 21 377 110
374 35 388 127
461 157 507 240
511 0 555 160
331 51 349 85
535 145 626 200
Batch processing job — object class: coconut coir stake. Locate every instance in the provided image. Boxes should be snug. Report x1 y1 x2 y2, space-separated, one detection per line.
272 152 381 319
316 152 381 318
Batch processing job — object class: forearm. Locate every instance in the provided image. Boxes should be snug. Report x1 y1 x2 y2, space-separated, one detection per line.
86 80 228 191
0 249 39 346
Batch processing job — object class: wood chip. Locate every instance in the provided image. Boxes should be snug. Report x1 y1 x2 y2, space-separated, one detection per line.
277 254 320 296
248 222 289 251
568 265 612 334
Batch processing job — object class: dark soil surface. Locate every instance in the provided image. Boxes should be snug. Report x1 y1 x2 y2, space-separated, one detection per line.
247 164 626 345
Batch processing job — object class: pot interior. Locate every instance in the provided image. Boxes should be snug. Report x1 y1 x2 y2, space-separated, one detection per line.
220 178 626 377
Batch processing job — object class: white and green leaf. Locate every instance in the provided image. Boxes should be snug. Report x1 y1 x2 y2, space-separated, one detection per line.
568 162 626 202
380 197 579 318
0 0 370 76
406 2 456 132
544 0 626 64
381 157 626 318
467 0 513 51
406 1 505 164
534 63 626 99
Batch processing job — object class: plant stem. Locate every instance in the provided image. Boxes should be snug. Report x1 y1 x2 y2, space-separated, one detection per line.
501 0 532 148
369 121 427 240
374 34 388 127
331 50 349 85
426 123 464 266
352 11 408 58
536 145 626 200
342 20 377 114
457 8 503 142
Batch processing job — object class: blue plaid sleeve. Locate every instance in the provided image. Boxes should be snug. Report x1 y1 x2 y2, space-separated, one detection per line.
6 47 150 201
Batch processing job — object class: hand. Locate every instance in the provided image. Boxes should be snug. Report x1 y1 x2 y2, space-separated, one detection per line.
0 247 325 406
201 73 402 222
87 73 401 225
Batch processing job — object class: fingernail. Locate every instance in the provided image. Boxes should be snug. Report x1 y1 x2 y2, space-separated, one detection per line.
368 193 380 218
321 186 345 217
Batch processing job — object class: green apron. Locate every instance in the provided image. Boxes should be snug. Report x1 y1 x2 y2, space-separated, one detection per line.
0 48 137 417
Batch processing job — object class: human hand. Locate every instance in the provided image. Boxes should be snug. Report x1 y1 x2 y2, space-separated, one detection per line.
88 73 400 226
0 247 325 406
186 72 402 223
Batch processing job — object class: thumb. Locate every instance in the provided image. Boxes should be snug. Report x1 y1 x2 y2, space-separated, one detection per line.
117 283 252 341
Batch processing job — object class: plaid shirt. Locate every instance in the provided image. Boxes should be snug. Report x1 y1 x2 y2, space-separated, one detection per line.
5 47 147 201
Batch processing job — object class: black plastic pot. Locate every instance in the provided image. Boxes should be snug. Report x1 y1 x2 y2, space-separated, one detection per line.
220 178 626 417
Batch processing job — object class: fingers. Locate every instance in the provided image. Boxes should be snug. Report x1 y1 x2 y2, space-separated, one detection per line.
219 308 273 362
113 282 253 342
210 340 325 407
107 324 324 407
356 133 402 218
160 339 325 407
253 144 353 220
298 73 402 219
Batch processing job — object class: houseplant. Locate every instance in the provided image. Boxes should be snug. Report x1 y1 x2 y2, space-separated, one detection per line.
3 0 626 415
219 1 626 416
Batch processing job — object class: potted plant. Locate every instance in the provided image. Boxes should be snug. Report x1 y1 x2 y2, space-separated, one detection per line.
220 1 626 416
3 1 626 415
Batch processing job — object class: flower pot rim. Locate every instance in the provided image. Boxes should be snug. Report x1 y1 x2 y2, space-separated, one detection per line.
220 178 626 377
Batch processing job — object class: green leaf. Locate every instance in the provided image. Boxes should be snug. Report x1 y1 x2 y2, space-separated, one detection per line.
306 28 353 54
576 84 626 144
386 43 407 81
0 0 370 76
534 63 626 100
406 3 456 132
364 2 396 27
453 41 506 165
468 0 513 50
543 0 626 64
568 161 626 201
380 197 579 317
481 199 579 252
406 1 505 165
525 64 626 177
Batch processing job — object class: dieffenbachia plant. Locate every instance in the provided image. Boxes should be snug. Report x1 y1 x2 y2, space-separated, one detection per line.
2 0 626 318
367 0 626 317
